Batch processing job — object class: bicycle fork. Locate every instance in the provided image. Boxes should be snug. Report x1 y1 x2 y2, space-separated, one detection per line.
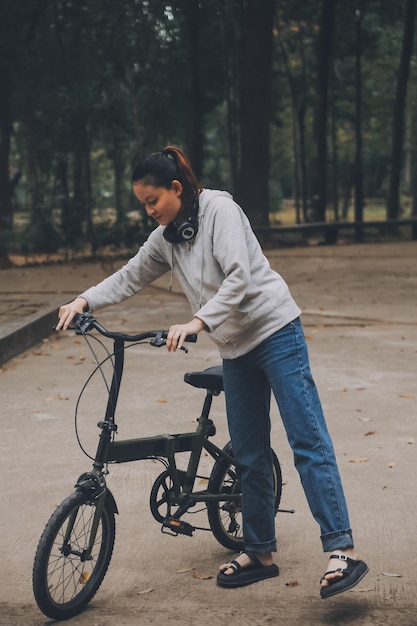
60 472 117 561
62 336 123 558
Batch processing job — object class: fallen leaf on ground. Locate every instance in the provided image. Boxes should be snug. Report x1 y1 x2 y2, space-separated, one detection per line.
285 578 299 587
157 398 168 403
45 392 69 402
364 431 376 436
177 567 195 574
349 458 369 463
138 588 154 594
192 571 213 580
399 393 414 399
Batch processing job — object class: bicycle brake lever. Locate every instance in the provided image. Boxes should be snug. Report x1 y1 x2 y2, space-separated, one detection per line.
150 331 166 348
74 312 95 334
52 312 94 333
150 331 194 352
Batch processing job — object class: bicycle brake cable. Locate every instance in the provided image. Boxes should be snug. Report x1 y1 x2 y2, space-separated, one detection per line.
74 331 151 460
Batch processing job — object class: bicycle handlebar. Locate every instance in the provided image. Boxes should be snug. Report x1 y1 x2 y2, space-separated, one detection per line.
68 312 198 347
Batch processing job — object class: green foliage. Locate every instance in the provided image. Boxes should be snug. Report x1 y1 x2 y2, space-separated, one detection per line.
20 221 63 256
93 219 145 253
0 0 416 247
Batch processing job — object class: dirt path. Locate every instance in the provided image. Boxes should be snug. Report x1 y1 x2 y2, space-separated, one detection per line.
1 241 416 625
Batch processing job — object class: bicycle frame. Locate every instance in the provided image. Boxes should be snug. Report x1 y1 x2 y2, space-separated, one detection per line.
33 314 285 621
76 314 239 512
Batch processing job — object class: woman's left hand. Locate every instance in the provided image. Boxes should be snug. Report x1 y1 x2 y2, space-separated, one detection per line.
167 317 205 352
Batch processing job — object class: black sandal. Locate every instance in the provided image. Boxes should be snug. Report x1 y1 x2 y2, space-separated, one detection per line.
320 554 369 599
217 552 279 588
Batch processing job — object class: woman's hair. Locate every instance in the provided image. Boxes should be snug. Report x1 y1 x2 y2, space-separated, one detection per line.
132 145 199 212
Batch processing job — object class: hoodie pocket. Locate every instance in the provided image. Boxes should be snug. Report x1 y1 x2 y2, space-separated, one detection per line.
210 309 254 345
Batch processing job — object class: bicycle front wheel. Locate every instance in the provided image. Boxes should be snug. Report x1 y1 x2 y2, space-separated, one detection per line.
207 441 282 551
33 489 116 621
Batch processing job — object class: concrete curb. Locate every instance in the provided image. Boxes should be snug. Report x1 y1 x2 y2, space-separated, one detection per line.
0 302 60 366
0 273 182 366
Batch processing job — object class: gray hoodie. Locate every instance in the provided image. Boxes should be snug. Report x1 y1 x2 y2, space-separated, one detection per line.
80 189 301 359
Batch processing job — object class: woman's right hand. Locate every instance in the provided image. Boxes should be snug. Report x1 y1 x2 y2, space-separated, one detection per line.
56 297 88 331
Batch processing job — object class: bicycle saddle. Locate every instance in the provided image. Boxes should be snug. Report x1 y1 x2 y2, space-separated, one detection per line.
184 365 224 393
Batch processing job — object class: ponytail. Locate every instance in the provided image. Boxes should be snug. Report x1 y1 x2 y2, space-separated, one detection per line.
132 145 199 212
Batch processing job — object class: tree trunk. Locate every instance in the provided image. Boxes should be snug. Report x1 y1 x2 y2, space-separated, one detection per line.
221 2 241 193
330 78 339 222
71 114 92 246
183 0 204 179
113 144 125 224
235 0 274 227
310 0 336 222
291 108 301 224
387 0 416 221
25 128 44 226
410 82 417 239
0 88 12 230
83 138 95 255
0 89 13 266
278 29 308 223
298 108 309 223
57 158 72 256
354 9 364 242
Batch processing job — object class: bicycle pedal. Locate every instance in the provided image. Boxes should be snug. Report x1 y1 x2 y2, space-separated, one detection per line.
162 518 195 537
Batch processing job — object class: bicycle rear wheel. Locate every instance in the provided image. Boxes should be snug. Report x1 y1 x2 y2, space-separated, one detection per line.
33 489 116 620
207 441 282 551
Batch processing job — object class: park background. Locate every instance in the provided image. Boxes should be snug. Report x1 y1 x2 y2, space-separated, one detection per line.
1 3 417 623
1 0 417 262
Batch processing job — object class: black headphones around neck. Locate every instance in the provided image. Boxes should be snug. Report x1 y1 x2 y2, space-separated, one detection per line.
163 195 199 244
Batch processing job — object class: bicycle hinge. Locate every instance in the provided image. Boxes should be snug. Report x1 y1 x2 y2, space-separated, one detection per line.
97 420 118 433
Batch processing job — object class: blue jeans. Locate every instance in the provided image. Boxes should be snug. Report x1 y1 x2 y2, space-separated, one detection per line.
222 318 353 554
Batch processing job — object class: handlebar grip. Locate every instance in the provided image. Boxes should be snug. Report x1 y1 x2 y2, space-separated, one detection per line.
159 331 197 343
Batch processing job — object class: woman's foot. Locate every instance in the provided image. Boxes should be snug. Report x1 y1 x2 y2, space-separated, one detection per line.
320 549 358 588
217 551 279 588
320 549 369 599
219 551 274 576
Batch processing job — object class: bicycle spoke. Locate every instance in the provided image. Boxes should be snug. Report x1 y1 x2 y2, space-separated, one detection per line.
33 492 115 619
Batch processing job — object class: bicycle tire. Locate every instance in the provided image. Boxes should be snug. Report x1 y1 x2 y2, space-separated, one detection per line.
33 489 116 620
207 441 282 551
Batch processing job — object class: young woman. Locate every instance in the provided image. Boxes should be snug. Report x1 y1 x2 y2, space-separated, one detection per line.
57 146 368 598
